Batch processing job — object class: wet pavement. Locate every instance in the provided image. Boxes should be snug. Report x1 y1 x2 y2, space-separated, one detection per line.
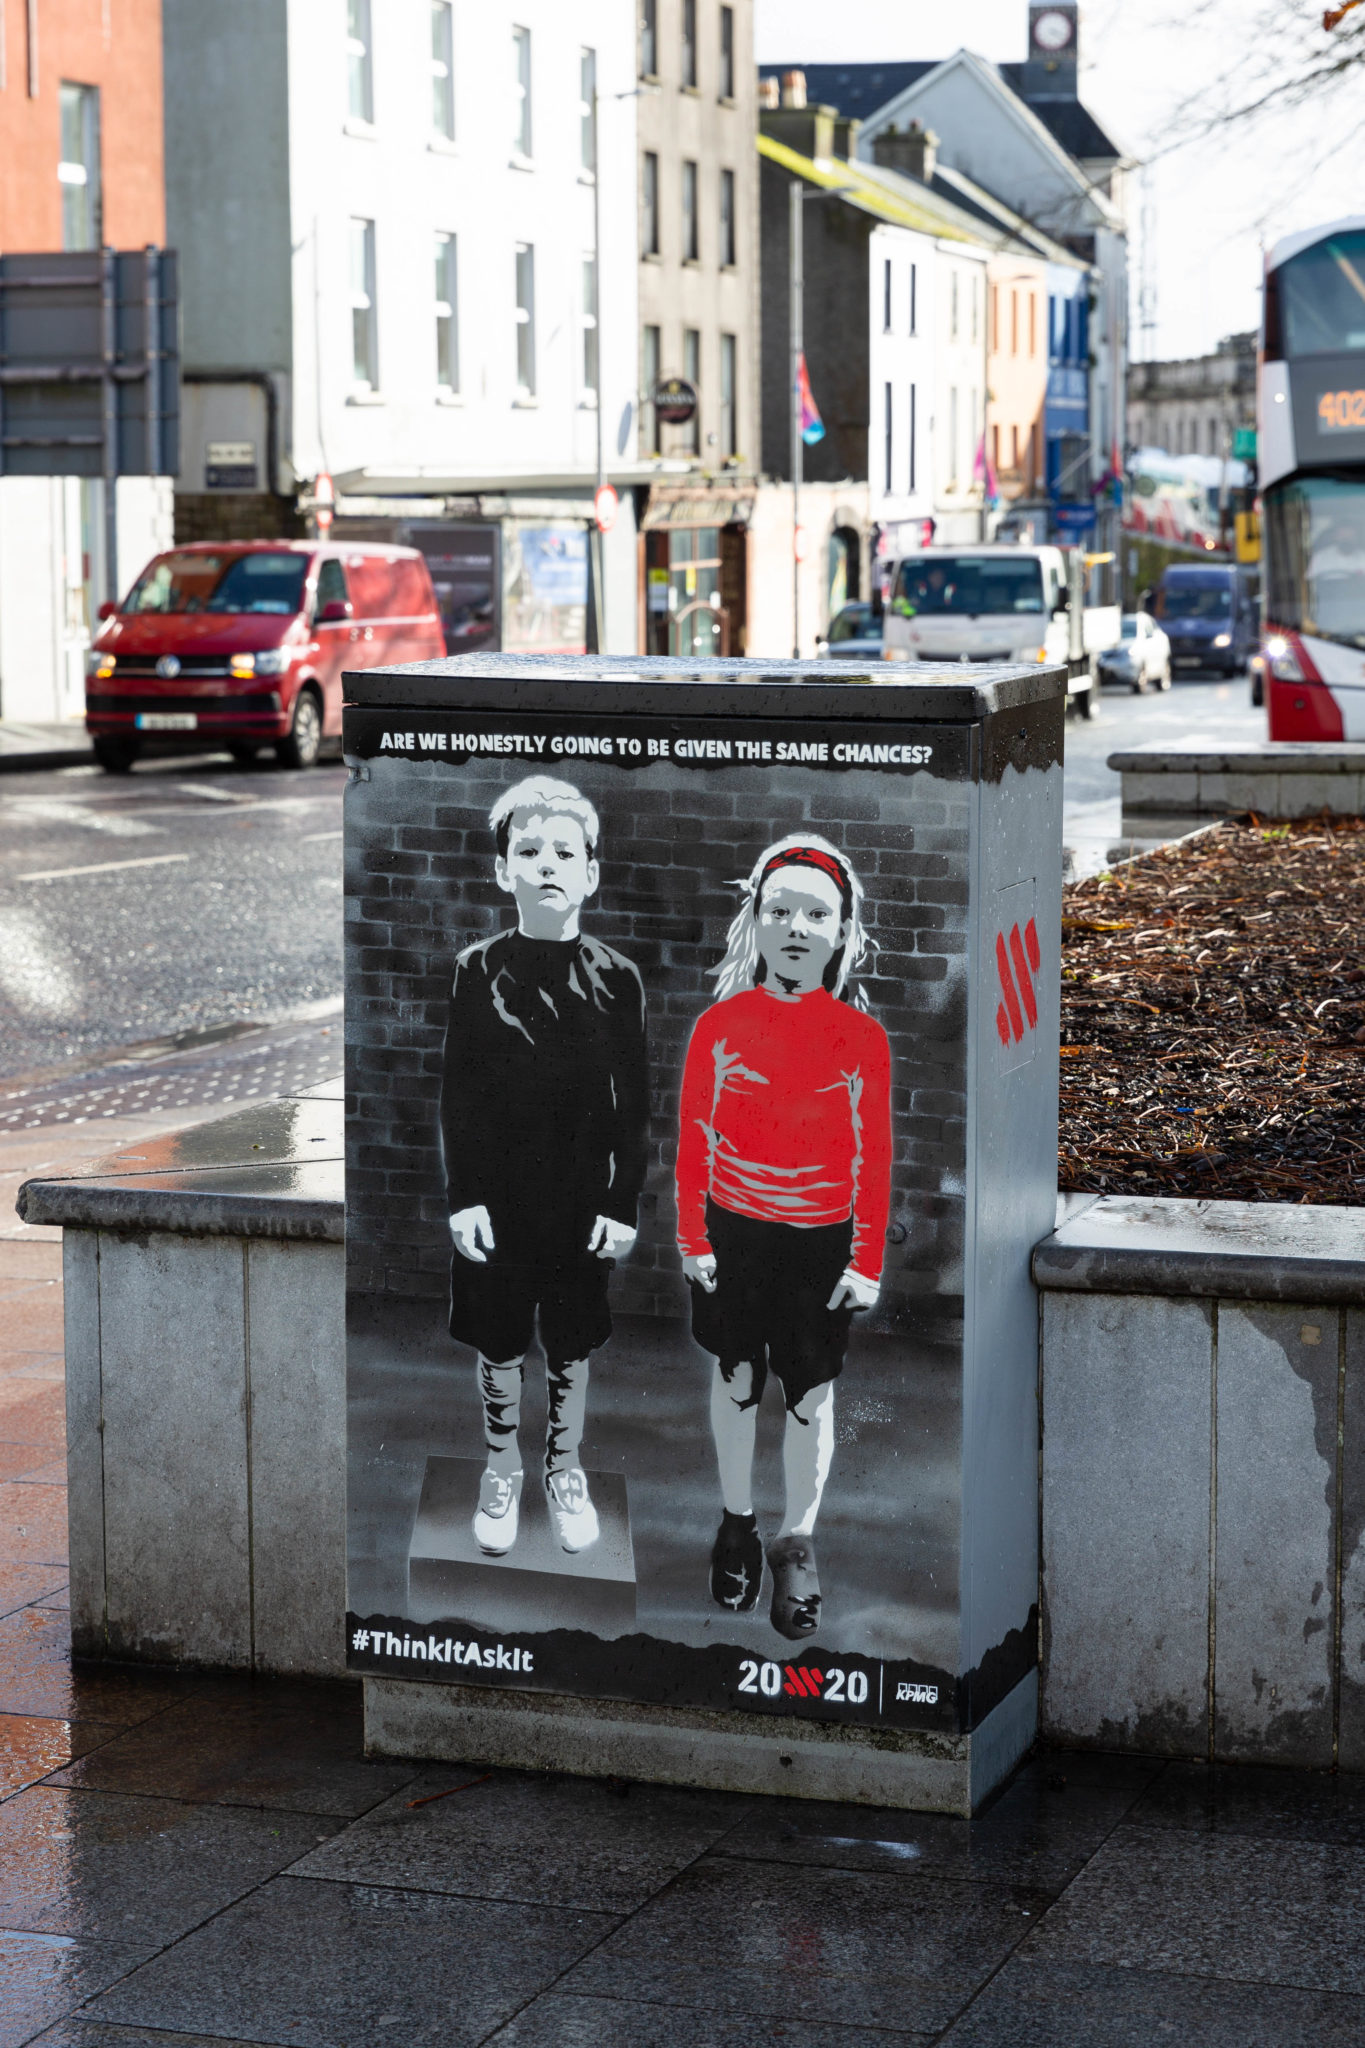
3 1231 1365 2043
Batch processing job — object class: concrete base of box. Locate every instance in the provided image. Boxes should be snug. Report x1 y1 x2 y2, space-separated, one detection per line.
362 1667 1038 1817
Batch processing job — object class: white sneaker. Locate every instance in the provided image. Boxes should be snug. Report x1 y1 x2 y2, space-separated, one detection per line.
472 1467 523 1554
545 1466 600 1552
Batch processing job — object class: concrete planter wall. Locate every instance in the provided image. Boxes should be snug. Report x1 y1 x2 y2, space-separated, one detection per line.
1037 1196 1365 1768
1112 742 1365 820
20 1105 1365 1777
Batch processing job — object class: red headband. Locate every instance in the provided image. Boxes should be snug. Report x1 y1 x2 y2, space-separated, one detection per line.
757 846 849 896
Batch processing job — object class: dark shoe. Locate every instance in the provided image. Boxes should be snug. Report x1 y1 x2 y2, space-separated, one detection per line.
767 1534 821 1640
710 1511 763 1612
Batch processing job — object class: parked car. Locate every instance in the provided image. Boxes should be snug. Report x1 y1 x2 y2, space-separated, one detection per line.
1097 611 1172 692
817 601 884 659
85 541 445 772
1153 563 1258 676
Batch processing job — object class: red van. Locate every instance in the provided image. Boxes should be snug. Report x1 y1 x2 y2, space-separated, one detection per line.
85 541 445 772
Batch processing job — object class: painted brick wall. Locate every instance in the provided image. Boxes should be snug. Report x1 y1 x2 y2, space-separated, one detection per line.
345 751 971 1329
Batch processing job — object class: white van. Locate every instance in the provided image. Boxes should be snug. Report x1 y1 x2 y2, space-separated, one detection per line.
883 545 1119 713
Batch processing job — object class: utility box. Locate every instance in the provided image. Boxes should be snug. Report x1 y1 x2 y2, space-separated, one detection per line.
343 655 1064 1814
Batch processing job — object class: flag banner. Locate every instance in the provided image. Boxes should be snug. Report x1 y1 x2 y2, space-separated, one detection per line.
798 353 825 446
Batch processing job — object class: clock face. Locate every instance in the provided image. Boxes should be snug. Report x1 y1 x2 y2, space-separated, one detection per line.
1033 7 1075 51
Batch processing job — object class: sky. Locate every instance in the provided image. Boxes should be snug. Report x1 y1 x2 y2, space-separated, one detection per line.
755 0 1363 363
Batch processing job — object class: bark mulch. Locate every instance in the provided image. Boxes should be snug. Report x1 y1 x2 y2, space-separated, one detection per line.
1057 814 1365 1205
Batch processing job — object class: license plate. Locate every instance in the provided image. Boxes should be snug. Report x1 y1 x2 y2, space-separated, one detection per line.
135 712 198 730
1174 656 1201 666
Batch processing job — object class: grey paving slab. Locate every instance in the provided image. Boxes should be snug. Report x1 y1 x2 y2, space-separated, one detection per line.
1215 1304 1338 1765
0 1712 121 1801
938 1954 1365 2046
87 1874 619 2048
1128 1760 1365 1846
1027 1822 1365 1993
0 1931 141 2048
0 1609 198 1726
564 1855 1043 2035
30 2029 273 2048
0 1784 329 1950
1041 1291 1212 1752
708 1750 1159 1895
44 1683 414 1817
246 1240 346 1679
289 1765 753 1914
1338 1308 1365 1770
97 1232 251 1667
484 1993 935 2045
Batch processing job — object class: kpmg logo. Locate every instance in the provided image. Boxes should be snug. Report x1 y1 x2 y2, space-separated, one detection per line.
155 654 181 679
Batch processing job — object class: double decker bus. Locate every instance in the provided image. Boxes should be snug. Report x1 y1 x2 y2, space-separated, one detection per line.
1261 218 1365 738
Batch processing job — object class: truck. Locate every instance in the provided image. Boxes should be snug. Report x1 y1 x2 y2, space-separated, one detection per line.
881 544 1119 718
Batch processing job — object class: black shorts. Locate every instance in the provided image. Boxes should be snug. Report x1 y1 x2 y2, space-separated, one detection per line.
688 1201 854 1413
449 1248 613 1364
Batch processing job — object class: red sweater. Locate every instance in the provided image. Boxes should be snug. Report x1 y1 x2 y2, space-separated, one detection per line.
676 986 893 1283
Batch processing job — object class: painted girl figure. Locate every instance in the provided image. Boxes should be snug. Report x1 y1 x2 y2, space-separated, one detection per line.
676 836 892 1642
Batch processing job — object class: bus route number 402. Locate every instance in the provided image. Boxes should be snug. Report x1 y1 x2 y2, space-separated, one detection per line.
737 1657 869 1704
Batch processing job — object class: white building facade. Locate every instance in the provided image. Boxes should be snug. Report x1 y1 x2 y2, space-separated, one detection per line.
165 0 641 652
932 239 990 543
867 221 938 566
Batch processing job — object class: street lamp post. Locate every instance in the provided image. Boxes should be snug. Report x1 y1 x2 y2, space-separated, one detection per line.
790 179 802 660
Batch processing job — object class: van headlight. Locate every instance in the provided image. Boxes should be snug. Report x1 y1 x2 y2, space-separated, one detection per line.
1212 633 1232 648
253 649 289 675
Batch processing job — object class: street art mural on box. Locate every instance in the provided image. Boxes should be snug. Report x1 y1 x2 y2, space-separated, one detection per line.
344 708 976 1730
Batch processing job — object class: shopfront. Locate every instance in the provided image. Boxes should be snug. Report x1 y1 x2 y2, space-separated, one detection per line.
639 483 753 659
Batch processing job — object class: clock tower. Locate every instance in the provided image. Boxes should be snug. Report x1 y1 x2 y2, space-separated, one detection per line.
1024 3 1078 94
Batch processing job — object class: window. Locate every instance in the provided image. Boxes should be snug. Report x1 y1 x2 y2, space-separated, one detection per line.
682 159 698 261
641 0 658 78
430 2 454 139
580 48 597 175
315 558 349 619
991 284 999 347
642 323 661 452
682 0 697 87
58 83 100 250
949 387 959 485
883 258 892 333
720 332 737 457
346 0 373 122
512 25 531 158
910 262 918 336
1011 290 1019 356
971 274 979 343
515 243 536 396
909 383 917 492
435 233 458 392
884 382 893 494
643 151 660 255
719 5 735 98
683 327 700 453
581 255 598 400
720 169 735 267
950 272 959 342
349 218 377 389
1029 293 1037 356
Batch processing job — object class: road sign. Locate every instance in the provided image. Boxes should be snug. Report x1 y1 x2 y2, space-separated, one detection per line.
594 483 619 533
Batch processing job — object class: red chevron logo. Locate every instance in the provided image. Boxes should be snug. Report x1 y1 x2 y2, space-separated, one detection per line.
996 917 1041 1047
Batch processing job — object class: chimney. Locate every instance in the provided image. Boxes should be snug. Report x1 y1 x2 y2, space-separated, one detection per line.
759 99 837 163
780 69 807 109
871 120 939 185
758 74 779 110
832 115 861 161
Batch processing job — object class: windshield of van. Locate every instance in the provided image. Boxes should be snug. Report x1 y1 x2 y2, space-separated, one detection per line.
1156 583 1231 621
894 555 1045 616
125 551 309 616
1264 473 1365 651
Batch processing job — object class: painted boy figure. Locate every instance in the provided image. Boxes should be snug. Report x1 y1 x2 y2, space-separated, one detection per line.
677 835 891 1641
441 776 647 1558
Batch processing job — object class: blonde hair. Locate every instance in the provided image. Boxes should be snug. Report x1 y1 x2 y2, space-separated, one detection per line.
489 776 599 859
709 834 871 1003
